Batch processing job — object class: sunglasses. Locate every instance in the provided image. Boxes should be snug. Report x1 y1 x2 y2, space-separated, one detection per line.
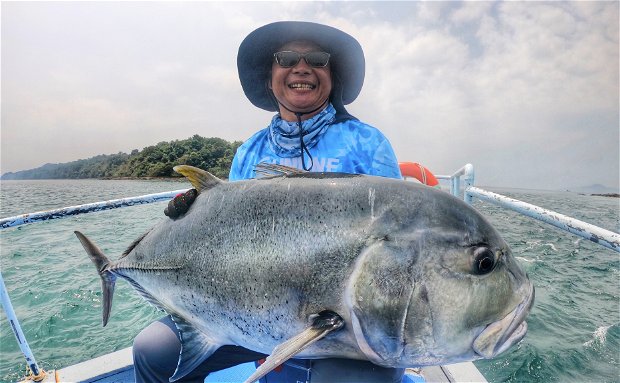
273 51 331 68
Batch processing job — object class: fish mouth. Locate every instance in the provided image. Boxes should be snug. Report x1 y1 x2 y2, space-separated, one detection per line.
473 284 535 358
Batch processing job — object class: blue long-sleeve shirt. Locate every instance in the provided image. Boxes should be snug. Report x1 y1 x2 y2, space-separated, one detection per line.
229 104 401 181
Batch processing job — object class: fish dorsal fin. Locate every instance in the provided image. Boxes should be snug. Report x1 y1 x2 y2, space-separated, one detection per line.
120 229 151 258
254 163 363 180
254 163 307 178
173 165 222 193
243 310 344 383
169 313 221 382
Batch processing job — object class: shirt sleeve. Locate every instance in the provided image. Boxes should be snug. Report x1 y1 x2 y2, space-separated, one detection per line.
343 120 402 179
228 149 244 181
228 129 269 181
370 136 402 179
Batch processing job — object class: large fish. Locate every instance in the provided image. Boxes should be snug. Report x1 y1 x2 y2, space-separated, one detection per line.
76 165 534 383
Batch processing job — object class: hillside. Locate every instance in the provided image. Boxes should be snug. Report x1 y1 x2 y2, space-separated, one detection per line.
1 135 242 180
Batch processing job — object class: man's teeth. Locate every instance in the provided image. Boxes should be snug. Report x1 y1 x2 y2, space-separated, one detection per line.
289 83 315 89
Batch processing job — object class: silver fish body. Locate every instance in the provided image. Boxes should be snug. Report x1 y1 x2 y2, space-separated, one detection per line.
77 168 534 381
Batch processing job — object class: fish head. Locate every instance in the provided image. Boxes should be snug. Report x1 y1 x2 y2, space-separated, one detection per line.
347 186 534 368
401 235 535 366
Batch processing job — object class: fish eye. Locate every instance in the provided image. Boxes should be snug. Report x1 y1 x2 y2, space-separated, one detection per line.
472 247 496 275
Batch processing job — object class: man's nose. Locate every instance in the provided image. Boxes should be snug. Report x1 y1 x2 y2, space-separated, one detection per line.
291 58 312 73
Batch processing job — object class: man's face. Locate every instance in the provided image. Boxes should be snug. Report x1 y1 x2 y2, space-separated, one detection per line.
270 40 332 121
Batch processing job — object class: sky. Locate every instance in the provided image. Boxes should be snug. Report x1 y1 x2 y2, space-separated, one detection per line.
2 1 618 190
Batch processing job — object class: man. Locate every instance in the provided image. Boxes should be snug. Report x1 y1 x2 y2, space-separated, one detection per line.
229 21 401 181
137 21 404 383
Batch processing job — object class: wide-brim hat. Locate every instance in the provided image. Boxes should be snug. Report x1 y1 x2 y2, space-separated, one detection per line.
237 21 365 112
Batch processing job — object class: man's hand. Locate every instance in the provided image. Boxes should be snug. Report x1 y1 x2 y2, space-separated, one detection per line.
164 189 198 219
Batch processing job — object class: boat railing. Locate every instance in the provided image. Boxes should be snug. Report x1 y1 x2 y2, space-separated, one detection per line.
1 164 619 382
435 163 475 202
0 189 188 229
434 163 619 253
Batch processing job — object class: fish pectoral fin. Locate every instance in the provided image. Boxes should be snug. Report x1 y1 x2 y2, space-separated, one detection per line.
169 314 221 382
173 165 223 193
243 310 344 383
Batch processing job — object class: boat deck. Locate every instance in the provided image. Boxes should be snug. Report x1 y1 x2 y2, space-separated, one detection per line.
36 347 487 383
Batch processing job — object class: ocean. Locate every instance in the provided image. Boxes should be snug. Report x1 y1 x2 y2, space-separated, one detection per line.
0 179 618 383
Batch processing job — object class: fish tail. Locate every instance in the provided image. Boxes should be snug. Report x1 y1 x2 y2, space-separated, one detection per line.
75 231 116 327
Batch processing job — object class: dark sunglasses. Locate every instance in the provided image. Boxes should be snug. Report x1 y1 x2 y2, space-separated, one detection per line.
273 51 331 68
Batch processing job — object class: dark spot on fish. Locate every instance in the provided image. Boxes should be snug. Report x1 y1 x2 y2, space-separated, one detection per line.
419 285 429 303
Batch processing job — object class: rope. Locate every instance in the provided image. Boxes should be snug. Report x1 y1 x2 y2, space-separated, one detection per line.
417 163 428 185
23 365 47 382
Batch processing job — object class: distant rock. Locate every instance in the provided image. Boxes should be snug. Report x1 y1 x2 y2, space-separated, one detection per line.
568 184 620 194
591 193 619 198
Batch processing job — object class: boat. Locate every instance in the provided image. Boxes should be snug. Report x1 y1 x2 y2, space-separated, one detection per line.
2 163 618 383
23 346 485 383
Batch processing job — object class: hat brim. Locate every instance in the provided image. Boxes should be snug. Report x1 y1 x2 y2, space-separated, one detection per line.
237 21 365 112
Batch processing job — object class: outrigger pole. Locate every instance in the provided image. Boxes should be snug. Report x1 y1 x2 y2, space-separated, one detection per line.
0 189 188 230
0 272 46 381
466 186 620 253
436 164 620 253
0 188 187 381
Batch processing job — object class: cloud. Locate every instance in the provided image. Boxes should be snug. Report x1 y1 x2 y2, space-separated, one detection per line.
1 1 618 191
345 2 618 189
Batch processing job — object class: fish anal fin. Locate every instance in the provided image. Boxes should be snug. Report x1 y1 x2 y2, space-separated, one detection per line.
121 276 167 313
169 314 221 382
173 165 223 193
243 310 344 383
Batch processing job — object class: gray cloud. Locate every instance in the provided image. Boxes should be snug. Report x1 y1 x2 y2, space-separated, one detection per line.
2 1 618 190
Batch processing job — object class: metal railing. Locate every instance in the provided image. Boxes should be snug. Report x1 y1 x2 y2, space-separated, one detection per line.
436 164 620 253
0 189 188 229
435 163 475 203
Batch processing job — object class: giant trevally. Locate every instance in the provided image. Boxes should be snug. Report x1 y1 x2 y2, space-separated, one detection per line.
75 164 534 383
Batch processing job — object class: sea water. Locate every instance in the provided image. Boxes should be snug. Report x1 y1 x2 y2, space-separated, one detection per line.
0 179 618 383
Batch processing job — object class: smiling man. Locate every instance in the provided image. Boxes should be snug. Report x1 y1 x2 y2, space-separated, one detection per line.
228 21 403 178
148 21 404 383
269 41 333 120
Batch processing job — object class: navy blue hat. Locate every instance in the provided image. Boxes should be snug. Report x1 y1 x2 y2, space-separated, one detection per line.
237 21 365 112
